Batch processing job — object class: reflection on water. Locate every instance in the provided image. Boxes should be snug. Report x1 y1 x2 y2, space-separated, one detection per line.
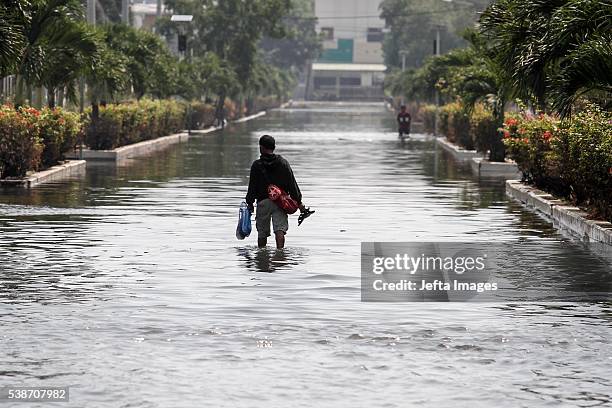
236 247 307 273
0 103 611 408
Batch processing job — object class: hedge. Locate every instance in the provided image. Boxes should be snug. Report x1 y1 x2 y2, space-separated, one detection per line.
420 102 504 161
0 105 82 179
187 102 216 130
85 99 185 150
469 105 501 160
503 106 612 222
252 96 282 113
420 104 437 134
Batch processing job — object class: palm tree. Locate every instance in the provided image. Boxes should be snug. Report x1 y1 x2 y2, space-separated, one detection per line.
0 1 26 77
479 0 612 117
546 3 612 117
14 0 96 107
450 30 516 161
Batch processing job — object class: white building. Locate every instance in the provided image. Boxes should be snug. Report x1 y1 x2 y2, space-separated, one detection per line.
307 0 386 100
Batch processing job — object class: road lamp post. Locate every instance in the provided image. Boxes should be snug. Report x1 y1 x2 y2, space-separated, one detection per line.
433 0 475 136
399 50 409 106
80 0 96 115
433 24 443 136
121 0 129 24
171 15 194 134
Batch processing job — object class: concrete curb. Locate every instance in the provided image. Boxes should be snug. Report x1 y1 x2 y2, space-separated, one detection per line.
68 132 189 161
506 180 612 245
189 108 271 134
187 126 220 135
0 160 86 188
435 137 483 161
234 111 266 123
470 157 521 179
274 101 293 110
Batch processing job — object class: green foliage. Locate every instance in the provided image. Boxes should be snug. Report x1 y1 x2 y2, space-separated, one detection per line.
0 1 26 77
101 24 178 99
259 0 321 71
502 113 557 184
450 107 472 150
438 104 452 141
86 29 130 102
503 107 612 221
35 107 82 167
0 105 43 178
160 0 295 102
187 102 216 130
380 0 491 69
0 104 81 178
85 99 186 150
6 0 98 106
479 0 612 117
469 104 502 160
420 104 437 134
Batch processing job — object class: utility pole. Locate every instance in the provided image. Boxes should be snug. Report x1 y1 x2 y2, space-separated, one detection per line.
433 25 442 136
157 0 162 18
81 0 95 114
399 50 409 106
87 0 95 24
122 0 129 24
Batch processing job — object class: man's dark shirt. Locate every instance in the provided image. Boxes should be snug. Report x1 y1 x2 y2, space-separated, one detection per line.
246 153 302 205
397 112 412 131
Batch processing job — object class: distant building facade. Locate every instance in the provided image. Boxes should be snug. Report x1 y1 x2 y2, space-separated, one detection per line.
306 0 386 100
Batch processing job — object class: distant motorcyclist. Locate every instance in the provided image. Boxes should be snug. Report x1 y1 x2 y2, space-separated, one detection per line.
397 105 412 138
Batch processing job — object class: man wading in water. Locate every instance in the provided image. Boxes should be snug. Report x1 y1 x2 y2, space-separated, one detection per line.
246 135 305 249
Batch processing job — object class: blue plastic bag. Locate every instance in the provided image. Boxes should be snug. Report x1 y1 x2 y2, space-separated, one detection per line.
236 201 252 240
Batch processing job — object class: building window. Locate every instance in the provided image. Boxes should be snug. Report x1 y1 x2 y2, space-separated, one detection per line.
340 77 361 86
367 28 384 43
314 76 336 89
320 27 334 41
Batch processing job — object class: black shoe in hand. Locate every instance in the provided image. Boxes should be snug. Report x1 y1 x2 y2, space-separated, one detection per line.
298 207 315 226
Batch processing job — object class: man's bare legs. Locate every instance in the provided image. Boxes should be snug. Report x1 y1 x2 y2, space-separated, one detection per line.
275 231 285 249
258 237 267 248
258 231 285 249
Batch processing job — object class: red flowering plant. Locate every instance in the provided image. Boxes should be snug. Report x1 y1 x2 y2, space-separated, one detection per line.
0 105 43 179
36 107 83 167
502 112 558 184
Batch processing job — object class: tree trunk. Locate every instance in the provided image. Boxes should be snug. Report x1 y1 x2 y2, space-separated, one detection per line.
15 75 25 108
489 108 506 162
215 91 226 129
58 87 64 108
47 87 56 109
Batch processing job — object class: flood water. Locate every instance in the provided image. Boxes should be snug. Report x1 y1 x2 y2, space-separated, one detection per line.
1 103 611 407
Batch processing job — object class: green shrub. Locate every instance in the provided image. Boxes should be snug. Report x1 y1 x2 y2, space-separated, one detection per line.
420 105 436 134
448 105 472 150
223 99 238 120
252 96 281 113
85 99 186 150
504 106 612 221
502 113 558 185
0 105 43 179
36 108 82 167
552 107 612 221
470 105 502 161
439 104 453 141
187 102 216 129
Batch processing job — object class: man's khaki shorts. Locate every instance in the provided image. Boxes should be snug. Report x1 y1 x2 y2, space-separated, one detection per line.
256 199 289 239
